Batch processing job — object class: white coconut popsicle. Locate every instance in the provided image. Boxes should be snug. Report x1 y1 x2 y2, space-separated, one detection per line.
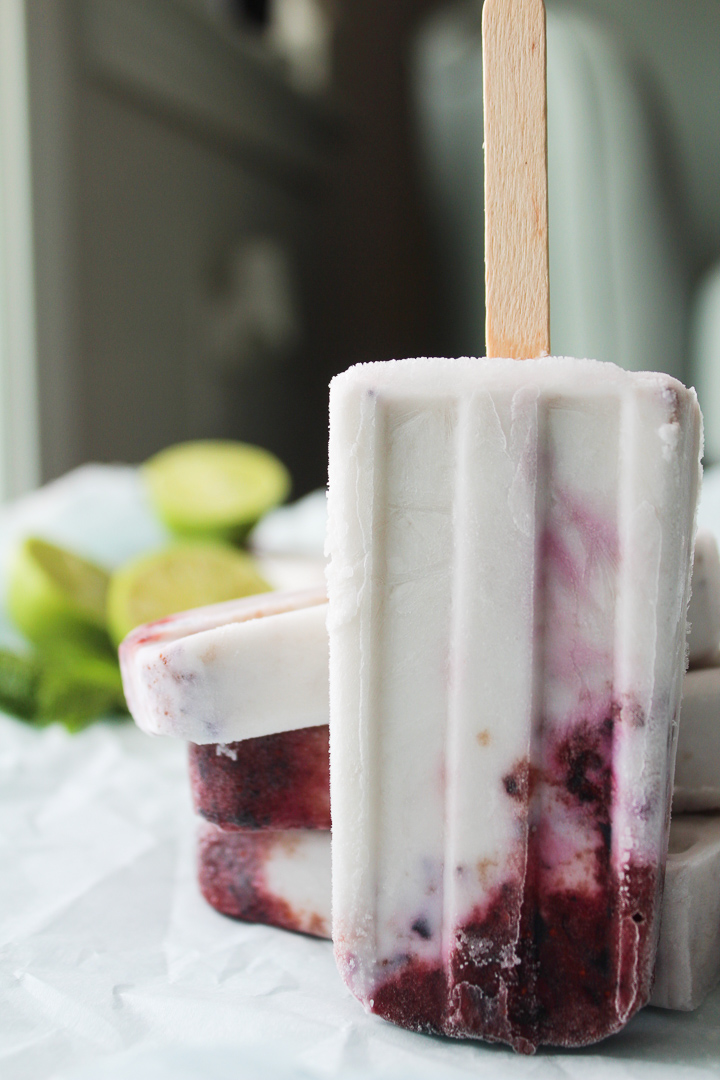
328 358 700 1050
651 814 720 1011
119 587 328 743
674 667 720 811
687 530 720 666
326 0 702 1054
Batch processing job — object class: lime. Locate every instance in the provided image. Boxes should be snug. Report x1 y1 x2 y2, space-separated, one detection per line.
7 537 111 649
107 541 271 643
143 440 291 542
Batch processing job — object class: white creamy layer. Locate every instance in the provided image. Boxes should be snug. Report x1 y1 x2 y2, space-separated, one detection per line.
199 822 332 938
687 530 720 665
120 587 328 743
262 829 332 936
327 357 701 1014
651 814 720 1011
675 668 720 811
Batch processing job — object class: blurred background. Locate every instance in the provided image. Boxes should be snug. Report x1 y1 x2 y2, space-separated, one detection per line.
1 0 719 505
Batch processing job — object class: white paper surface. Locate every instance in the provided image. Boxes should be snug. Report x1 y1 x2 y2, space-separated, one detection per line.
1 466 720 1080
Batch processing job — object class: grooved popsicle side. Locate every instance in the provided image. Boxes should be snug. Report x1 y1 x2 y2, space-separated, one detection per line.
483 0 550 359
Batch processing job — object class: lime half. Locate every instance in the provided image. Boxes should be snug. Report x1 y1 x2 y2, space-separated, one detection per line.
143 440 291 542
107 542 271 643
7 537 110 648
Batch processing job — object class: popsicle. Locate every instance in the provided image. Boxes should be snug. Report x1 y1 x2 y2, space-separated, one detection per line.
674 550 720 813
119 587 328 743
687 530 720 667
674 668 720 812
651 814 720 1011
326 0 702 1053
198 822 331 938
119 587 332 936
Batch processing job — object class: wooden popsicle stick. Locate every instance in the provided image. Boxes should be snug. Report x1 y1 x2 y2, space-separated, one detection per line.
483 0 550 359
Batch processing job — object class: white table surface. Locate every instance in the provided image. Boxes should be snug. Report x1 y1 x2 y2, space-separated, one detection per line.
1 465 720 1080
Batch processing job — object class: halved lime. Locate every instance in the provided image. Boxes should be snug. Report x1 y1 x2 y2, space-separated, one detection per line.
7 537 111 648
143 440 291 542
107 541 271 643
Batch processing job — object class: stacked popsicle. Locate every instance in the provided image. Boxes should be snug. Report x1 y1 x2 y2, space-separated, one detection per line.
651 529 720 1010
120 586 332 938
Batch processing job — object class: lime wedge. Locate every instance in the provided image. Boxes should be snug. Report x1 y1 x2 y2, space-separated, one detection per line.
107 541 271 643
143 440 291 542
7 537 111 648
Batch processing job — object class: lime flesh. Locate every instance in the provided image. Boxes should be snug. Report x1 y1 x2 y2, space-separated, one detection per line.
107 542 272 643
143 441 291 542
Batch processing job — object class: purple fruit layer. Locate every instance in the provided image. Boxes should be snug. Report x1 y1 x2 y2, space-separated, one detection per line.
189 726 331 831
358 859 655 1054
198 826 330 938
337 708 660 1053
